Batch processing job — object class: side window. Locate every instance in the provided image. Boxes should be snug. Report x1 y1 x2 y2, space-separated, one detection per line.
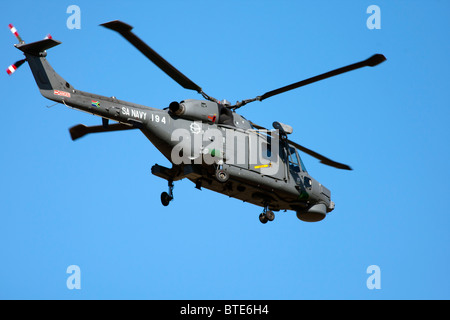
262 142 272 159
262 134 272 159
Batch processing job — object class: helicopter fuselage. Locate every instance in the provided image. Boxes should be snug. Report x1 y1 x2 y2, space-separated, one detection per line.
11 17 382 224
42 77 333 222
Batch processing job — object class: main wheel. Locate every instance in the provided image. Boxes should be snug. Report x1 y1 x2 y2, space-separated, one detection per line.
266 211 275 222
259 213 268 224
161 192 172 206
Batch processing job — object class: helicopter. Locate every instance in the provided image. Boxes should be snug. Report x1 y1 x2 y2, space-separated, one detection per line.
6 20 386 224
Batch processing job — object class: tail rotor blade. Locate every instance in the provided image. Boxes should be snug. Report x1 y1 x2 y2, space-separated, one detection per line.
8 23 24 43
6 59 26 75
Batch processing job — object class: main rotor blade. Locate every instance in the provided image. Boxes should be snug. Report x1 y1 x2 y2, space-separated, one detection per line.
248 121 267 130
100 20 203 93
287 139 352 171
261 54 386 101
234 54 386 108
69 123 137 141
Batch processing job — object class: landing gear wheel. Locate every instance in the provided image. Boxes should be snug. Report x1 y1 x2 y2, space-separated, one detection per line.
216 169 229 183
259 213 268 224
161 191 172 206
161 180 174 206
266 211 275 222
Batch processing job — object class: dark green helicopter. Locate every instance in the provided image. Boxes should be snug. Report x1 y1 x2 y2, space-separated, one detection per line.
7 20 386 224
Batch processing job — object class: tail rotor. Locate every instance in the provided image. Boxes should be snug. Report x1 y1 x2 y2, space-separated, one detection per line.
6 24 53 76
6 23 26 76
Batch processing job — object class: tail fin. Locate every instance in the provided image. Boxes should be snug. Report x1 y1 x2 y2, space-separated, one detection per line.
7 24 74 102
15 39 74 100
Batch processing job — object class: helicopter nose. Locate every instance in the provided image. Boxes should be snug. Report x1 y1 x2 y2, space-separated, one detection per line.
296 203 327 222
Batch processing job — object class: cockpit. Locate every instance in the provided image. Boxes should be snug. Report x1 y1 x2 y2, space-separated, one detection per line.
288 146 307 173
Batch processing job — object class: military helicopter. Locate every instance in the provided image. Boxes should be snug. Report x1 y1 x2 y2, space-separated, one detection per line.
6 20 386 224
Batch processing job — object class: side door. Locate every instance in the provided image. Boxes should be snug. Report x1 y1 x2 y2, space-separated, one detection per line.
248 130 285 180
222 127 249 170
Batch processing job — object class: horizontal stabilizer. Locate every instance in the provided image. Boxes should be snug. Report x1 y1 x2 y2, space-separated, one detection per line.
69 123 138 141
16 38 61 56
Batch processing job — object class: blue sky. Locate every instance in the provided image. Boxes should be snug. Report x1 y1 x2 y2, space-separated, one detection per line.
0 0 449 299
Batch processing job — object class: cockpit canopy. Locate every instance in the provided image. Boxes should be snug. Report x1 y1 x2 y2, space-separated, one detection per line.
288 146 307 173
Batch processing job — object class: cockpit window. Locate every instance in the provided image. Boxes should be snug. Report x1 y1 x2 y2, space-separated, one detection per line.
298 154 307 172
288 147 300 173
288 147 307 172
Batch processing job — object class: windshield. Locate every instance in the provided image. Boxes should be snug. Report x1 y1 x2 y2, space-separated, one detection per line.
289 146 307 172
298 153 307 172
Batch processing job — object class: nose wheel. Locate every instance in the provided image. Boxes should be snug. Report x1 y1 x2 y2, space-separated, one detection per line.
161 180 174 206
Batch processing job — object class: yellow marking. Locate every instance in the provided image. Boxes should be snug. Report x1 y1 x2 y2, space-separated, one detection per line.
254 163 272 169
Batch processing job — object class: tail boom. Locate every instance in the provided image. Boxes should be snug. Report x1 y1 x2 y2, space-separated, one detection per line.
14 35 159 130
